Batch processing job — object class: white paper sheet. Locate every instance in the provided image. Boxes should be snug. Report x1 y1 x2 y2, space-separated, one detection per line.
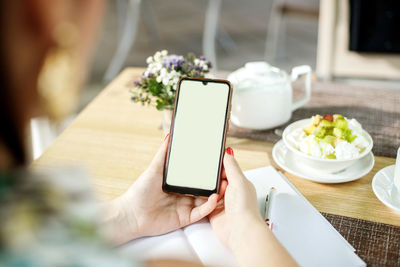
277 170 355 251
246 166 365 267
183 218 238 267
118 229 200 263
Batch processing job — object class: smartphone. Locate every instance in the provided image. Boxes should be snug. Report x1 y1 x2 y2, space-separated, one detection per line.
163 77 233 197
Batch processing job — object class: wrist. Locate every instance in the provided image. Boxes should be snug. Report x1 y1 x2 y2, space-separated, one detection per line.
229 212 298 267
229 212 266 252
100 195 140 245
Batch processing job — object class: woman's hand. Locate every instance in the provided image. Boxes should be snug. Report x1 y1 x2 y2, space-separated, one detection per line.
209 148 298 267
208 148 264 249
102 134 219 245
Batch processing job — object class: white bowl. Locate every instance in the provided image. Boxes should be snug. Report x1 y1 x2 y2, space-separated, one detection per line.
282 119 374 173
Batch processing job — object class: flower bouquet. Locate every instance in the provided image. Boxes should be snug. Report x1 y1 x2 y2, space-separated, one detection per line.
131 50 212 111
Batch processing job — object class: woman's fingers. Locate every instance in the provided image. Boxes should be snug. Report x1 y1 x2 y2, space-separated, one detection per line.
223 150 244 185
218 180 228 200
221 166 227 179
189 194 218 224
148 134 170 172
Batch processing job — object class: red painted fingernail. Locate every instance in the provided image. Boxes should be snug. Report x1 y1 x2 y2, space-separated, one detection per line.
226 147 234 156
164 133 170 141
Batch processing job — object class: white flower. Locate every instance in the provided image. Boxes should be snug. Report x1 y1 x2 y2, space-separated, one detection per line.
156 76 162 83
154 51 162 62
151 62 162 73
170 70 178 77
162 77 169 86
194 58 210 72
167 86 174 95
161 50 168 56
146 56 153 64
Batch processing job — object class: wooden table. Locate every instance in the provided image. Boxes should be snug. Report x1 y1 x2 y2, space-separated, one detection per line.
32 67 400 227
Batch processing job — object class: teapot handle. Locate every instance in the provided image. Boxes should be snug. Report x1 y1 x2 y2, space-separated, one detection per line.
291 65 311 111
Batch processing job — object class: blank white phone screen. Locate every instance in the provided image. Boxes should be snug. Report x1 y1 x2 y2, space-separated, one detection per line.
166 80 230 190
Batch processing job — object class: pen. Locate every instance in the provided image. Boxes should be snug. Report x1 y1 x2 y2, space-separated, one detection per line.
264 187 276 231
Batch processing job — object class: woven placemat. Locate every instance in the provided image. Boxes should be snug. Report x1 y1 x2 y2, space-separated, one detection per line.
228 81 400 158
322 213 400 266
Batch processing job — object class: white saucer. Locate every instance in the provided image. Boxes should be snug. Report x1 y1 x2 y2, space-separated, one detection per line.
272 140 375 183
372 165 400 213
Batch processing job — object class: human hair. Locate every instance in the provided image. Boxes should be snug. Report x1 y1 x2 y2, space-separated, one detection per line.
0 3 26 166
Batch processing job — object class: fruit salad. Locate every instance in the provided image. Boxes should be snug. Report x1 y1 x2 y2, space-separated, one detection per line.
287 114 370 160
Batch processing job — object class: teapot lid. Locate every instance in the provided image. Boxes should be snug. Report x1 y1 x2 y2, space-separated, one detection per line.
228 61 287 92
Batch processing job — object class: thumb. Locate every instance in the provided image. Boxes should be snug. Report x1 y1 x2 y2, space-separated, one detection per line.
223 148 245 185
148 134 170 172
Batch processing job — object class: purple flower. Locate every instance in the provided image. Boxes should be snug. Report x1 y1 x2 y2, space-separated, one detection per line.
162 55 185 70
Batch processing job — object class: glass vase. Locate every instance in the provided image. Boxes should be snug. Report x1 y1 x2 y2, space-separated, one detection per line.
162 109 173 135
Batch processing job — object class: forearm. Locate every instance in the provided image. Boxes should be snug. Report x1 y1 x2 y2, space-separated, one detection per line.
100 197 140 246
231 216 298 267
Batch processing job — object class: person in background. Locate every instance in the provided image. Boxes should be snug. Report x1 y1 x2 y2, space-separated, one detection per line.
0 0 297 266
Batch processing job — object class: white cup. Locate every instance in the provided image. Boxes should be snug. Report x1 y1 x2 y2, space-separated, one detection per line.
394 147 400 193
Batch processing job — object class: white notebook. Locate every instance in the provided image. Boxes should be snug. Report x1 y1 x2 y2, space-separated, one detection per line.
119 166 365 267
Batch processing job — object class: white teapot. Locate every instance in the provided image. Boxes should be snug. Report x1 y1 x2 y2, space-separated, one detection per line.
227 62 311 130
